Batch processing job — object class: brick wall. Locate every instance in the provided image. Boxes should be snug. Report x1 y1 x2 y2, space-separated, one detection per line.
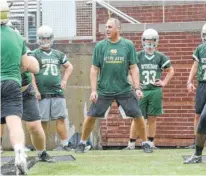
96 3 206 147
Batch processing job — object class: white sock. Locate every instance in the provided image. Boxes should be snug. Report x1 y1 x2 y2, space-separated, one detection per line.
80 140 87 145
14 144 24 153
128 141 135 147
61 139 68 147
37 150 45 155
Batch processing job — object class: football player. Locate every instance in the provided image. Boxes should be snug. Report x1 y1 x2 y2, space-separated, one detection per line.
31 25 74 151
125 28 174 150
184 23 206 164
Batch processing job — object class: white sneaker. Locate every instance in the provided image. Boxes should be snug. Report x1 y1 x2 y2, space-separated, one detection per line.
0 146 3 154
123 142 135 150
15 149 28 175
151 142 158 149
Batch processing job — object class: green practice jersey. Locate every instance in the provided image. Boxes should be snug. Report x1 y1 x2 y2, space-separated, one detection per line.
193 43 206 82
137 50 171 90
31 48 69 95
92 38 137 95
1 26 27 86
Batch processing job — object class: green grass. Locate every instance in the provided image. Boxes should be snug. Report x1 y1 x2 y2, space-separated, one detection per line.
2 149 206 175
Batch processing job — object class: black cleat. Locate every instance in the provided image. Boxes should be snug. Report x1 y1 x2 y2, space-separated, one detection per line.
38 151 55 163
75 143 91 153
142 141 153 153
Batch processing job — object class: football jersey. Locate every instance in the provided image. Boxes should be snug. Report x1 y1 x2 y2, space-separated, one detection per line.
1 26 27 86
92 37 137 95
30 48 69 95
137 50 172 90
193 43 206 82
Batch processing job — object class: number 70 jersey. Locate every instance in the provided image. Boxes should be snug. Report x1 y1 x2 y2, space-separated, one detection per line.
30 48 69 95
136 50 172 90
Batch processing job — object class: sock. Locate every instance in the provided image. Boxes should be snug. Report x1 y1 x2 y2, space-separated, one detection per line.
14 144 24 153
195 145 203 156
37 150 45 155
148 137 154 142
80 140 87 145
129 138 136 143
61 139 68 147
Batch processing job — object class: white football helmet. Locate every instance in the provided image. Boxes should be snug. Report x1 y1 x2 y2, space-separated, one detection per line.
37 25 54 48
201 23 206 43
142 28 159 49
0 0 10 24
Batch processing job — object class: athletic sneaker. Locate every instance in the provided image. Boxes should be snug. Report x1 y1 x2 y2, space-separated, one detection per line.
75 143 91 153
142 141 153 153
0 146 3 154
184 154 202 164
123 142 135 150
15 149 28 175
151 142 158 149
38 151 55 163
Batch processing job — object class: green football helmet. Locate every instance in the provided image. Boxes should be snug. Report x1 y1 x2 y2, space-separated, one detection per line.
201 23 206 43
37 25 54 48
0 0 10 24
142 28 159 49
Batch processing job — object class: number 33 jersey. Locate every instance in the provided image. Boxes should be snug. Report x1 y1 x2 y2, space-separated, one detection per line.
30 48 69 95
136 50 171 90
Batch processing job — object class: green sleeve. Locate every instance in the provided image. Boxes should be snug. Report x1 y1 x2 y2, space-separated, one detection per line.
136 52 140 64
128 42 137 65
22 41 27 56
92 43 101 67
193 47 199 62
60 53 69 65
161 54 171 69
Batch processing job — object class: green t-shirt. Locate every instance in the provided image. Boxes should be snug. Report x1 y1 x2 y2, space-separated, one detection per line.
193 43 206 82
1 26 27 86
137 50 171 90
92 38 137 95
31 48 69 95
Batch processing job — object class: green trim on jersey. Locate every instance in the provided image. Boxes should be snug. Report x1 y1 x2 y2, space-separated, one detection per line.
1 26 27 86
137 50 171 90
92 37 137 95
193 43 206 82
31 48 69 95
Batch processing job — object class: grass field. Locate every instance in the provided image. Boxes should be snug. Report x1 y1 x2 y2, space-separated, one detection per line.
2 149 206 175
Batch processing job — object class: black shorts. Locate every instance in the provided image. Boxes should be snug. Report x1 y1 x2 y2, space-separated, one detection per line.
1 80 23 124
22 84 40 122
87 91 142 118
195 83 206 114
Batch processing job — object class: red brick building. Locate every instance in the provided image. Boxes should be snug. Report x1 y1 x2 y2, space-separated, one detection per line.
94 1 206 147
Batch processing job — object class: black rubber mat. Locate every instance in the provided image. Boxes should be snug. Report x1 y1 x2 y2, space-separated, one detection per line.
1 155 75 175
1 156 37 175
182 155 206 163
53 155 76 161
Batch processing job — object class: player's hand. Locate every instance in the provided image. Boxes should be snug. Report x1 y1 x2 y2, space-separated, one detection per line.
154 79 166 87
36 90 41 100
61 80 67 90
187 83 196 93
135 89 143 99
90 91 98 103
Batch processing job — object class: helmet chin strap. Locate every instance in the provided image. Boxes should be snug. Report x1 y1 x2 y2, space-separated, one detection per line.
144 48 155 55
